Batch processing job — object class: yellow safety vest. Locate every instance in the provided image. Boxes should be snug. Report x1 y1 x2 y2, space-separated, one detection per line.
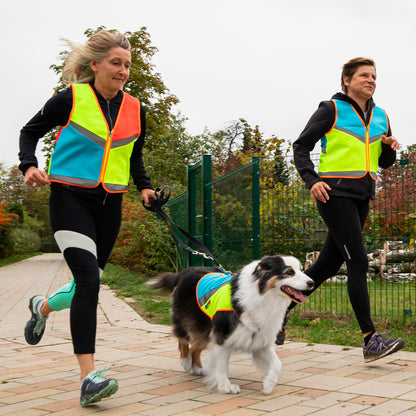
318 99 389 180
48 83 141 192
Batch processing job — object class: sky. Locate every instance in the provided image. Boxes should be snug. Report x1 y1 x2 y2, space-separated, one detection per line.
2 0 416 169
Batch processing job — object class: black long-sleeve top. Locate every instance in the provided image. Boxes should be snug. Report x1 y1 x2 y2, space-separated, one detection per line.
19 83 153 192
292 92 396 200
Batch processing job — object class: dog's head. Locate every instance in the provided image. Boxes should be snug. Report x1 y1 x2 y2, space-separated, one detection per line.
252 255 314 303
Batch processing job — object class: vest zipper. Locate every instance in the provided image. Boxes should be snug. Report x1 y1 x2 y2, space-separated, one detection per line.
106 100 113 130
358 107 371 175
99 100 113 186
365 127 370 173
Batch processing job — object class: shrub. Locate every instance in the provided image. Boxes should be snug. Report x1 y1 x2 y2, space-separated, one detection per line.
110 196 176 275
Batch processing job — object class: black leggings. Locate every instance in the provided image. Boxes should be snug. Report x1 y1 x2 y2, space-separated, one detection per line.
292 196 375 334
49 184 122 354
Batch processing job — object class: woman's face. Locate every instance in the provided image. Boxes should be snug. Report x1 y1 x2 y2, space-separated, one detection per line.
90 47 131 99
343 65 376 103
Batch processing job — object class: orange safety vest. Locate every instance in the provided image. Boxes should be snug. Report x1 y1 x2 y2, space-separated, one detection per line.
48 83 141 192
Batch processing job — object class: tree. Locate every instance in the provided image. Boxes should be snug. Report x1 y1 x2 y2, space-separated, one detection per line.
142 114 213 195
0 200 19 258
366 145 416 247
0 165 54 252
0 201 17 229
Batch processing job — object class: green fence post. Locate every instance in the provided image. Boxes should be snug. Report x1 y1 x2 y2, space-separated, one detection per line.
187 163 196 266
252 156 261 260
202 155 212 266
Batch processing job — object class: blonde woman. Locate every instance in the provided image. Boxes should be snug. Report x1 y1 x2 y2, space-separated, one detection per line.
19 30 155 405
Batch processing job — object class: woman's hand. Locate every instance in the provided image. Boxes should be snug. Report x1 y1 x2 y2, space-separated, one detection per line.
141 188 156 206
24 166 50 188
382 135 401 151
310 181 332 204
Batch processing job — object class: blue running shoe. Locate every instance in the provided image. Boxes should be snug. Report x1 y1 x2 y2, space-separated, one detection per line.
80 368 118 405
24 295 48 345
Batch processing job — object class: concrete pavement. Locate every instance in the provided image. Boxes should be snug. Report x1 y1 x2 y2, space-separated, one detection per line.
1 253 416 415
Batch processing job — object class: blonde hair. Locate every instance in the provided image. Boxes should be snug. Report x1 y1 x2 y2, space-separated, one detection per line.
61 30 131 85
341 57 375 94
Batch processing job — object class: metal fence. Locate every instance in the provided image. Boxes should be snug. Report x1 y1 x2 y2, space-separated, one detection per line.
166 148 416 318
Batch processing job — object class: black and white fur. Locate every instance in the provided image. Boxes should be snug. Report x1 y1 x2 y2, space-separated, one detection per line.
148 255 314 395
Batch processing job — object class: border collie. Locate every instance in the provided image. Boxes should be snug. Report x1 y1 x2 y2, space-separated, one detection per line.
148 255 314 394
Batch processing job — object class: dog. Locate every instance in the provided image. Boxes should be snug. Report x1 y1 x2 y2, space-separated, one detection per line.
147 255 314 395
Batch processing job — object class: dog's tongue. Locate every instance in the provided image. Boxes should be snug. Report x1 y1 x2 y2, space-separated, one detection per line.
293 290 307 303
282 286 307 303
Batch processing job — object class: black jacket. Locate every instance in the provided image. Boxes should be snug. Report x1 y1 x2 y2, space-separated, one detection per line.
292 92 396 200
18 84 153 192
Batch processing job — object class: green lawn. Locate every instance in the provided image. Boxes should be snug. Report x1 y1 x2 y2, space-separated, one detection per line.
102 263 416 351
0 253 41 267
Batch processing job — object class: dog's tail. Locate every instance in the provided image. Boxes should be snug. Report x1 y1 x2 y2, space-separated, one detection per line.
146 272 180 293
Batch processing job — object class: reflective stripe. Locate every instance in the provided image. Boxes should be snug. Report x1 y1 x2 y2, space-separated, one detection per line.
369 133 384 144
335 126 365 143
48 175 99 187
319 170 369 177
110 134 138 149
105 183 128 191
198 280 230 307
69 120 106 148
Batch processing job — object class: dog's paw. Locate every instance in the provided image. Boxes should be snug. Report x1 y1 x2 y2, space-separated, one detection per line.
217 380 240 394
191 365 207 376
262 378 277 395
181 356 193 372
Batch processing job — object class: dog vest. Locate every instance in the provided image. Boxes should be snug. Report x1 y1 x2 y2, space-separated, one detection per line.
196 272 234 319
318 99 388 180
48 83 141 193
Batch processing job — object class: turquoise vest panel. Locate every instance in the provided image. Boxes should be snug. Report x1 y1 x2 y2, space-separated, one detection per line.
196 272 234 319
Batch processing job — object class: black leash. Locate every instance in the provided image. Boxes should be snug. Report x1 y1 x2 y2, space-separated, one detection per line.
143 186 226 273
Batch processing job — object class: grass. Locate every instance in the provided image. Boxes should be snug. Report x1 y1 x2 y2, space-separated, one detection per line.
102 263 416 351
101 263 172 326
0 253 42 267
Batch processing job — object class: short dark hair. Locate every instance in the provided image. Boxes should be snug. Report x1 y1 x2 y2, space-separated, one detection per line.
341 57 376 94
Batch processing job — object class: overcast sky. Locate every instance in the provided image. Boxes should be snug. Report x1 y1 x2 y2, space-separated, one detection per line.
2 0 415 169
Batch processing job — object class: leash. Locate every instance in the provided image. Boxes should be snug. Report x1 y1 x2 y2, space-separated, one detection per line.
143 186 227 273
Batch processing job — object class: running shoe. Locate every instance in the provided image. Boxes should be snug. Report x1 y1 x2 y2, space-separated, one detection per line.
363 332 404 363
80 368 118 405
275 312 289 345
24 295 48 345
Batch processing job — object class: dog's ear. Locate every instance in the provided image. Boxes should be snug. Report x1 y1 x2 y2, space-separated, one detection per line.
254 256 287 293
254 255 285 275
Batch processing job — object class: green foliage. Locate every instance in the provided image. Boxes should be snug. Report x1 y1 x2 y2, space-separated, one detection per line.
365 146 416 251
0 166 52 255
10 225 41 255
143 114 211 193
110 195 176 274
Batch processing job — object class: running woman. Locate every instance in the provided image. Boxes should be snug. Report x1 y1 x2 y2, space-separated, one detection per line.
19 30 155 405
278 57 404 362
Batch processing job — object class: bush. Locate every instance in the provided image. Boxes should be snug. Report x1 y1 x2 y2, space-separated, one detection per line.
11 227 41 255
110 196 176 275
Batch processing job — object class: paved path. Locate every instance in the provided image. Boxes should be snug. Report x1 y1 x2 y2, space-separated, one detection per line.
1 253 416 415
